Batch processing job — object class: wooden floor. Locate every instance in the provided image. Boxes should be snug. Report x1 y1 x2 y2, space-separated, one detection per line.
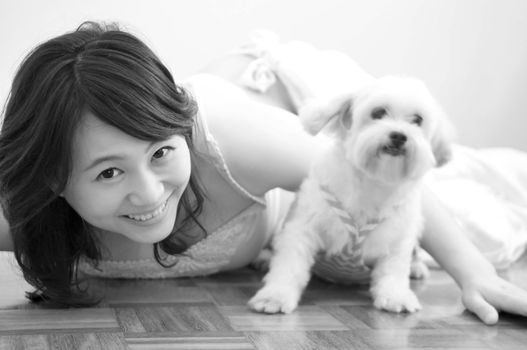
1 252 527 350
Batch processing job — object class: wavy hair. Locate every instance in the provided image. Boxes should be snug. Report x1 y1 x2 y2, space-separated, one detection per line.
0 22 205 306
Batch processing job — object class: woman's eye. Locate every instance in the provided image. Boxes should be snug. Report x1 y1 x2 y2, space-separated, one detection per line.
412 114 423 126
97 168 122 181
152 146 174 160
371 107 387 120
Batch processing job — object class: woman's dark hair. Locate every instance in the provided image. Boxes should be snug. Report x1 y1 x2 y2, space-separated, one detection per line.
0 22 205 306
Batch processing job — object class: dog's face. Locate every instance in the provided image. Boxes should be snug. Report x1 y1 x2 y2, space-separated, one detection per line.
325 76 453 184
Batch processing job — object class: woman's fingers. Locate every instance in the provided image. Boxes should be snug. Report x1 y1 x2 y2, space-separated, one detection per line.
490 282 527 317
462 291 499 325
462 279 527 325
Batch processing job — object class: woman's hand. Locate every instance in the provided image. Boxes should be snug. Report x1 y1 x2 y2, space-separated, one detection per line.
460 271 527 324
420 187 527 325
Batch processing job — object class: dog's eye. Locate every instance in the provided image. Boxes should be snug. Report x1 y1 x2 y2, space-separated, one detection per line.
412 114 423 126
371 107 387 120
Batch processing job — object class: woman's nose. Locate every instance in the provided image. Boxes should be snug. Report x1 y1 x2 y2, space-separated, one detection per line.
128 169 164 206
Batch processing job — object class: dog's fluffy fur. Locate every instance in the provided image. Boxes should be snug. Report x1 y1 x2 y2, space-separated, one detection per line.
249 76 453 314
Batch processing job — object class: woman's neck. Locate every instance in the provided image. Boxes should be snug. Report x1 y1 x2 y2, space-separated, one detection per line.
93 229 155 261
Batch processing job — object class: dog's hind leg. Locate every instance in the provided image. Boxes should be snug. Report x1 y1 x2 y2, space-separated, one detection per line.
410 247 430 280
249 248 273 272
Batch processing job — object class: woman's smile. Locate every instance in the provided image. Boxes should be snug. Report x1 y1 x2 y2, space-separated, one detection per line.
124 198 169 222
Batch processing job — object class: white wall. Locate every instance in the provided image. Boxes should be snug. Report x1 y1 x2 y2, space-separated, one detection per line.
1 0 527 150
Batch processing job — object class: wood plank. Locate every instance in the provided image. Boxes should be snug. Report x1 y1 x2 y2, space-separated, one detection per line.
246 331 370 350
0 334 48 350
0 309 119 334
354 329 489 350
126 332 254 350
130 304 233 333
203 286 257 306
87 278 211 306
221 306 349 331
0 333 127 350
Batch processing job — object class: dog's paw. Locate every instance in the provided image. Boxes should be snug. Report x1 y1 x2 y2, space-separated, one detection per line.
373 288 422 313
410 260 430 280
248 284 301 314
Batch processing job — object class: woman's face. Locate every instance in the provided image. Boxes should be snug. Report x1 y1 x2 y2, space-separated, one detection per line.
62 111 191 243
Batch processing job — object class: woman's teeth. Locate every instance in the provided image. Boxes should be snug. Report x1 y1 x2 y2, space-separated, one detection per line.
127 201 167 221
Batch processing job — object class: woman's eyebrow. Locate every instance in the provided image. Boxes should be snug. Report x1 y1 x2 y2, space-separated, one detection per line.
83 141 157 171
83 154 126 172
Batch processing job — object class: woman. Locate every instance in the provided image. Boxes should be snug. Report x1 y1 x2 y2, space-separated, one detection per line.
0 22 526 325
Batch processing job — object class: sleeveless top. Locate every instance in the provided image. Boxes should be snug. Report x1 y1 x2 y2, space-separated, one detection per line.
77 77 288 279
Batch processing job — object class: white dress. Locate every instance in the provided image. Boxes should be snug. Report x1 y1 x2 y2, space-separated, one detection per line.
235 30 527 269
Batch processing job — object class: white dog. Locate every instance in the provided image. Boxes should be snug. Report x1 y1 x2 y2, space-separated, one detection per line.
249 76 453 314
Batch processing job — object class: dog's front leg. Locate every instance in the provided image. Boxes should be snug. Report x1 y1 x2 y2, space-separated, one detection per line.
248 217 320 314
369 250 422 313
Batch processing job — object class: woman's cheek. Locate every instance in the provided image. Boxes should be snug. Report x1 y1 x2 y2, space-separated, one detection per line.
65 181 123 225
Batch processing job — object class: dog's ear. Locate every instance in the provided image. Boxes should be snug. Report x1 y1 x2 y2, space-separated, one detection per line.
432 134 451 167
298 92 354 136
431 112 455 167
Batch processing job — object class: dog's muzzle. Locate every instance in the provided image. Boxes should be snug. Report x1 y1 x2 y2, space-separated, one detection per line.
381 132 407 156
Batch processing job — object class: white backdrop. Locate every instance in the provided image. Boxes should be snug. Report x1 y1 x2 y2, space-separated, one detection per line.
1 0 527 150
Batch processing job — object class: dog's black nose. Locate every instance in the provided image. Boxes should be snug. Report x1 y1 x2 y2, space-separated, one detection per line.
389 132 407 148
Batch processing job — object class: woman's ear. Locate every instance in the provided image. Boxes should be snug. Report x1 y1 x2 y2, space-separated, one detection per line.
47 180 65 198
298 92 354 136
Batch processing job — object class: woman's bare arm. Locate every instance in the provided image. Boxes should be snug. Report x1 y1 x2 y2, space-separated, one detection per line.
0 209 12 251
421 186 527 324
188 73 321 195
